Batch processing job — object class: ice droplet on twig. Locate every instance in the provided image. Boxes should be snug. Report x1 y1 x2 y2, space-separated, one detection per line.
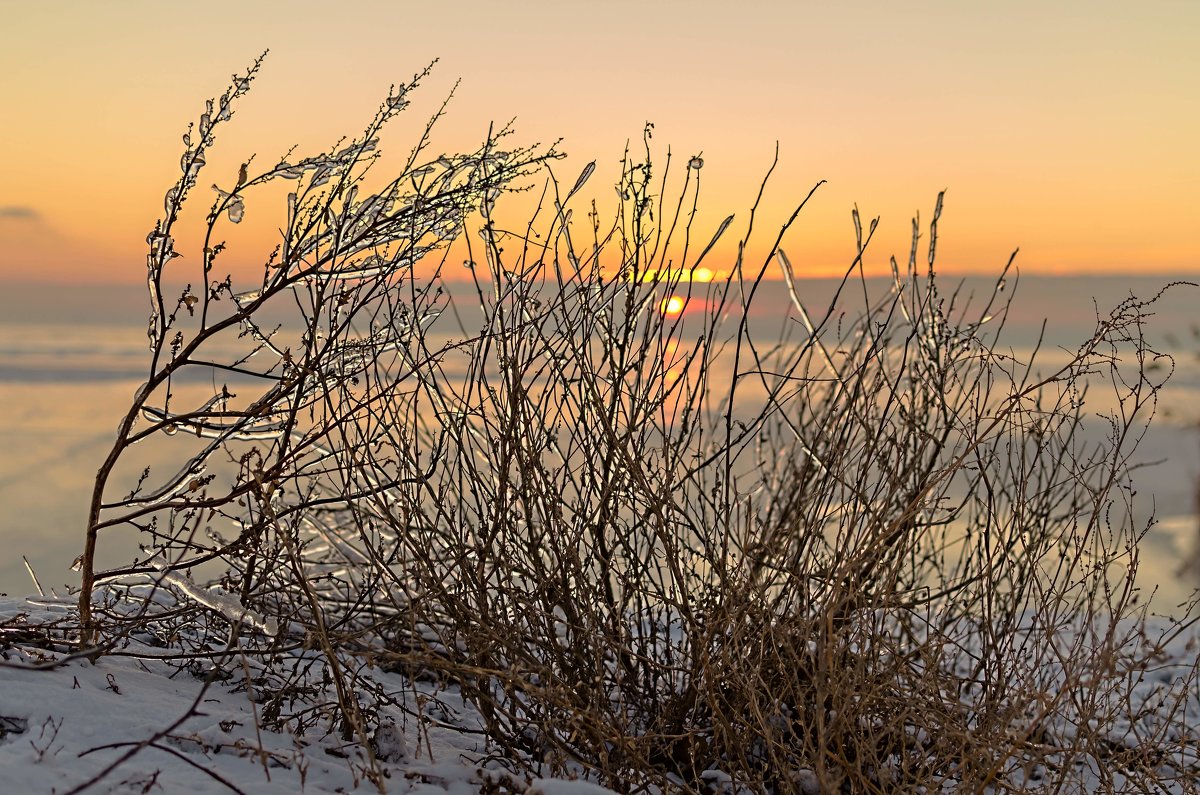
310 167 331 189
212 184 245 223
181 150 206 178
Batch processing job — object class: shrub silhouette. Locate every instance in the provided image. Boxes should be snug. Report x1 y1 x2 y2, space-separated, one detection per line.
75 58 1200 792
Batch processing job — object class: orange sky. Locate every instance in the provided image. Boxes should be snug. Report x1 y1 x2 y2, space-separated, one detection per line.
1 1 1197 285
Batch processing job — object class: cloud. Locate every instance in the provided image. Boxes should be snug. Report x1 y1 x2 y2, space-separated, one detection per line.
0 206 39 220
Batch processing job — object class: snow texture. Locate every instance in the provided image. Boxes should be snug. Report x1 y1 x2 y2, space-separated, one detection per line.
4 592 1199 794
0 597 618 795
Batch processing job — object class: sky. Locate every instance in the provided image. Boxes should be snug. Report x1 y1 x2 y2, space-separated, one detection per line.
1 0 1197 285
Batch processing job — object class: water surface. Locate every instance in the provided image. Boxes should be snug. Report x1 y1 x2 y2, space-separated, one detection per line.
2 276 1197 608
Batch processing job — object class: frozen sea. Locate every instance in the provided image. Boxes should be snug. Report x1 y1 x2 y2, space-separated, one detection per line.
1 275 1198 609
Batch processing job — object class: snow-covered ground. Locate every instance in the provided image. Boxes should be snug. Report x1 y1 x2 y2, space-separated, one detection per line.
0 597 616 795
3 500 1196 793
5 590 1200 793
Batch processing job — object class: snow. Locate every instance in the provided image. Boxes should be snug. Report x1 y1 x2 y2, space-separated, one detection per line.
0 597 618 795
527 779 619 795
4 591 1200 793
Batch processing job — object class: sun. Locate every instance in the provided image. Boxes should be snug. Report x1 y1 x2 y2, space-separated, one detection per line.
660 295 686 315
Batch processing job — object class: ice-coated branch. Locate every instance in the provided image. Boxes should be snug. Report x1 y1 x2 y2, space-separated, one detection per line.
148 557 278 637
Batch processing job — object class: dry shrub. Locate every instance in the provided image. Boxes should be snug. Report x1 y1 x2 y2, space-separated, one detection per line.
79 64 1200 793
